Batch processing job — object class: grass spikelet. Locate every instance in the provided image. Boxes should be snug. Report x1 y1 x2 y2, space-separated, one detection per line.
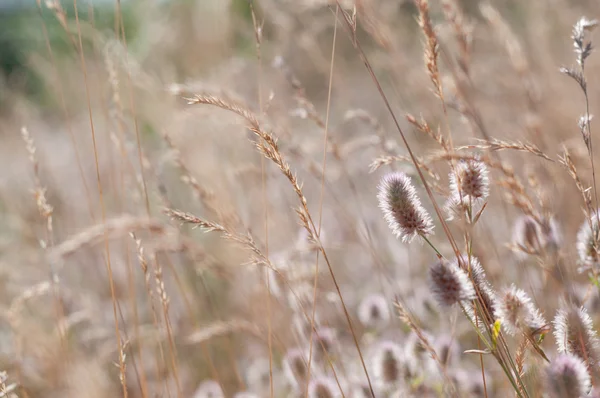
377 172 434 243
435 334 460 367
429 259 475 307
233 393 259 398
512 215 562 257
282 348 308 389
553 305 600 369
497 285 547 337
307 376 341 398
454 255 499 326
577 211 600 268
414 0 443 99
449 158 489 203
545 354 591 398
358 293 391 329
371 340 405 389
193 380 224 398
312 327 337 362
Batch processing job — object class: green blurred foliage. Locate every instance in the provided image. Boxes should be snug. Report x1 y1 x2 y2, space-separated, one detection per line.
0 2 139 110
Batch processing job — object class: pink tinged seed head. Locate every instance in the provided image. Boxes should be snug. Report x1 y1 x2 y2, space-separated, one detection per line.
456 255 499 327
308 376 341 398
371 341 405 388
497 285 547 336
577 212 600 267
233 393 259 398
193 380 224 398
449 159 489 203
312 327 337 361
435 334 461 367
513 215 562 259
377 172 434 243
429 259 476 307
553 306 600 369
546 354 591 398
282 348 308 389
358 293 391 329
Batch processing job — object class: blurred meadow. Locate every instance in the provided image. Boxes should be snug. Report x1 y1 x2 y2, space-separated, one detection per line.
1 0 600 397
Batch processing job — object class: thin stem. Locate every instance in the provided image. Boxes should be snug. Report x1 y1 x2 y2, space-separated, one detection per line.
422 235 444 258
305 5 340 396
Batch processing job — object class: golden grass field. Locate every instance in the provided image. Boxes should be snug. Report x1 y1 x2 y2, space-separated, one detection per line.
1 0 600 397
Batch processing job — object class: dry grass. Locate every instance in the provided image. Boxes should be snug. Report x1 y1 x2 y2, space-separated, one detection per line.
1 0 600 397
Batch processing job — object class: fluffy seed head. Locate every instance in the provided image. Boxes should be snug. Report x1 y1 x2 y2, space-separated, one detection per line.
371 341 405 388
193 380 224 398
245 358 271 391
449 159 489 203
233 393 259 398
308 376 341 398
513 215 562 257
435 335 460 366
546 354 591 398
454 255 499 324
312 327 337 361
577 213 600 267
497 285 547 336
429 259 476 307
572 17 598 67
377 172 434 242
358 293 390 329
554 306 600 368
282 348 308 388
350 384 372 398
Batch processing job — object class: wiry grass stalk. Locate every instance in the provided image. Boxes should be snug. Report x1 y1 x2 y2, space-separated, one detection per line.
249 3 275 397
305 5 339 397
72 1 129 396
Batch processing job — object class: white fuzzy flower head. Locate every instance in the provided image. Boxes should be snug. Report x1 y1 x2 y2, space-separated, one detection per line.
554 306 600 368
282 348 308 389
193 380 224 398
435 335 461 367
308 376 342 398
371 341 405 389
377 172 434 242
513 215 562 258
449 159 489 203
311 327 337 361
233 393 259 398
429 259 476 307
546 354 592 398
350 384 372 398
453 255 499 325
358 293 391 329
497 285 547 336
577 212 600 268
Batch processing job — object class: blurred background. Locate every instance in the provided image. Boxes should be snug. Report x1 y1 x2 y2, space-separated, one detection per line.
1 0 600 397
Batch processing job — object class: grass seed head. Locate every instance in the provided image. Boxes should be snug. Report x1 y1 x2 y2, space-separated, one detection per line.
358 293 391 329
308 376 341 398
429 258 476 307
577 213 600 267
193 380 224 398
546 354 591 398
498 285 547 336
377 172 434 243
371 341 405 388
553 305 600 369
449 159 489 203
